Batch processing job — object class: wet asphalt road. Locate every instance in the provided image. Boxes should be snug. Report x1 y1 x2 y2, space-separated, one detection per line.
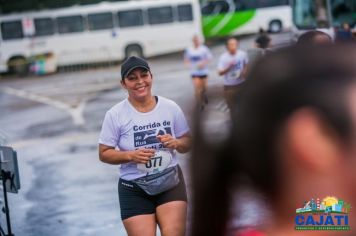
0 33 291 236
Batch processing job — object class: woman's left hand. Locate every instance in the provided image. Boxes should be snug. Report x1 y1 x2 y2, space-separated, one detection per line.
157 134 180 150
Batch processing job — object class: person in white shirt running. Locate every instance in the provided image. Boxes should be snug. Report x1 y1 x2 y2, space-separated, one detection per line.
184 35 212 109
218 38 249 113
99 56 191 236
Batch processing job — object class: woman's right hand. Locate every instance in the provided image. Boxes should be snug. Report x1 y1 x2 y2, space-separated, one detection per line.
128 148 155 164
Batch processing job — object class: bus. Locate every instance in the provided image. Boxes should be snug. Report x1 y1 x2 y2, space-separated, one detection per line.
0 0 202 75
200 0 292 38
291 0 356 40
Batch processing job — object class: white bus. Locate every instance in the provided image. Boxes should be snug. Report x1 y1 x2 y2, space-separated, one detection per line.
291 0 356 40
0 0 202 74
200 0 292 38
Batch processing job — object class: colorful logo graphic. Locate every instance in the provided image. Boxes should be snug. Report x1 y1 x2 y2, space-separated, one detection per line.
295 197 351 231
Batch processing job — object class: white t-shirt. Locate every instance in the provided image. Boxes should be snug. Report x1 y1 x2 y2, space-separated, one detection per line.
99 96 190 180
184 45 212 77
218 50 249 86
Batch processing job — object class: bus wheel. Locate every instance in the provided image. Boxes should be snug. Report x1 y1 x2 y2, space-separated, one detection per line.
8 57 29 76
125 45 144 59
269 20 282 33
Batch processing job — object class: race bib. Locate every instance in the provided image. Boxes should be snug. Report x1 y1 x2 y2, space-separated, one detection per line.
227 70 241 81
137 149 172 174
193 63 204 72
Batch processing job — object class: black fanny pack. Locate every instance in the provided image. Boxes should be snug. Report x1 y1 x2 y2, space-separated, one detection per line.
133 165 180 196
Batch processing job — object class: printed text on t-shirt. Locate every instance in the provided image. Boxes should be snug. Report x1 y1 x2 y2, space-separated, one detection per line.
133 121 172 148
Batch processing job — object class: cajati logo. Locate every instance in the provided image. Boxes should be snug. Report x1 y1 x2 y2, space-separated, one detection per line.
295 196 351 231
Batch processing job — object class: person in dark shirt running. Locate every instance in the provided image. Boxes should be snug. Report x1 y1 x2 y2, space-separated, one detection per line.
255 28 271 49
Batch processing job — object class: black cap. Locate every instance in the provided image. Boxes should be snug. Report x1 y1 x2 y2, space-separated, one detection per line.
121 56 150 79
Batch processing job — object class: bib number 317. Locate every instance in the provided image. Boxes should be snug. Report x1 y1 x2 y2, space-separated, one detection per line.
137 149 172 173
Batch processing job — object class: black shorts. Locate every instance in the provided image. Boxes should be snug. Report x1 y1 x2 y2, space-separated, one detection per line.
191 75 207 79
118 165 187 221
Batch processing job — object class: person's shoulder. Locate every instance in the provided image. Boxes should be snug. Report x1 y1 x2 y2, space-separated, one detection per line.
238 50 248 57
107 99 127 115
239 49 248 54
185 46 192 54
202 44 211 51
188 45 197 51
158 96 181 110
259 34 271 39
219 51 229 60
256 34 269 42
158 96 177 105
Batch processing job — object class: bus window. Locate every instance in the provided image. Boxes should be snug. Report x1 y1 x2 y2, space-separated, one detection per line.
1 21 24 40
293 0 318 29
331 0 356 26
177 4 193 21
88 12 114 31
34 18 55 36
239 0 258 10
235 0 288 10
256 0 289 8
201 1 230 15
147 6 174 24
118 9 144 28
57 15 85 34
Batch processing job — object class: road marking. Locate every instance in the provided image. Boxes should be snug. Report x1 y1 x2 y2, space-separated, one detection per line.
28 82 118 95
216 100 229 112
3 87 87 125
9 132 99 148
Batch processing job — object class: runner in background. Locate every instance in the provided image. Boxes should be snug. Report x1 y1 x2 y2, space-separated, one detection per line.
248 28 272 68
254 28 272 49
184 35 212 110
218 37 249 114
99 56 191 236
336 22 354 42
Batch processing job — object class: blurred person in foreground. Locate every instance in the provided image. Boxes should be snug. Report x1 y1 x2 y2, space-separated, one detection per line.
218 37 249 114
99 56 191 236
191 43 356 236
184 35 213 110
297 30 333 45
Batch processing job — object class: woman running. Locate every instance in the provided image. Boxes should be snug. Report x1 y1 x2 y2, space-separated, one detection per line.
99 56 191 236
184 35 212 110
